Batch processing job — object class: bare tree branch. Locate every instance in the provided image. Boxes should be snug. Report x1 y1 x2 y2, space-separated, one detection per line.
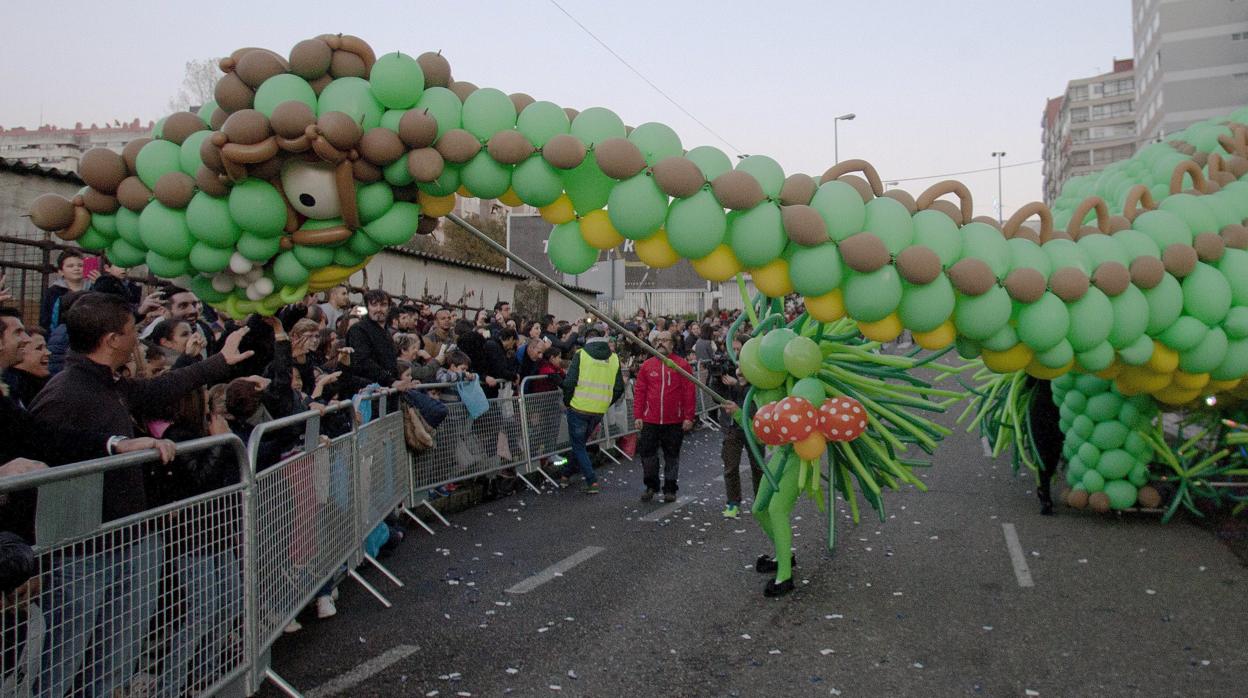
167 58 222 113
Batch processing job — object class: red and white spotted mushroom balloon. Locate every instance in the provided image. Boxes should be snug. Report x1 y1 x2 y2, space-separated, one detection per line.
774 396 817 444
817 396 868 442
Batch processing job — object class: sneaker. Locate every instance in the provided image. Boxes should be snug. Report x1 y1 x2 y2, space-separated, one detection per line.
662 492 677 503
722 504 740 519
640 488 656 502
584 482 601 495
316 595 337 619
558 476 570 489
763 578 795 597
755 553 798 574
284 619 302 634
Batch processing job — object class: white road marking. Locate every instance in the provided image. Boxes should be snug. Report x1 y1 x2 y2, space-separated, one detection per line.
1001 523 1035 587
506 546 605 594
306 644 419 698
639 496 694 522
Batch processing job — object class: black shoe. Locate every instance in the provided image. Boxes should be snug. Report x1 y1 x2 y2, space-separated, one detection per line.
640 488 656 503
662 492 677 503
764 578 795 597
755 553 797 574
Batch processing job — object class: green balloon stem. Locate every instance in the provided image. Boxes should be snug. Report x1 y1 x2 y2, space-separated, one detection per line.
736 273 760 327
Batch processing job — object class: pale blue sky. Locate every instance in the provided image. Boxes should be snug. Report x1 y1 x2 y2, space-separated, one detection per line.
0 0 1132 218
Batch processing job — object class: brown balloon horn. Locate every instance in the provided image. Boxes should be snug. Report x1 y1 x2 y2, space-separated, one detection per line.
818 159 884 197
1121 184 1156 222
1003 202 1053 242
1066 196 1110 238
270 178 302 234
916 180 973 225
58 206 92 241
335 160 361 230
222 137 279 165
276 135 311 152
1206 153 1236 187
1169 160 1209 195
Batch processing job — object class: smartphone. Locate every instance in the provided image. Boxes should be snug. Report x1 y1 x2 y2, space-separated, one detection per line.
82 255 101 279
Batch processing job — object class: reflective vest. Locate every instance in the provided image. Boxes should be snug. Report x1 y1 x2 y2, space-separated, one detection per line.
569 349 620 414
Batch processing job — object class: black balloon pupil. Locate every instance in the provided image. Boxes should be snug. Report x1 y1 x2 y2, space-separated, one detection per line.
299 193 316 207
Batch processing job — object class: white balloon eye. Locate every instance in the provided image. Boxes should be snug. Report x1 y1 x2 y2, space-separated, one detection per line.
281 161 342 220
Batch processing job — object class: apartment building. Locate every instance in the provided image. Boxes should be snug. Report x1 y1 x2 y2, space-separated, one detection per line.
1041 60 1138 204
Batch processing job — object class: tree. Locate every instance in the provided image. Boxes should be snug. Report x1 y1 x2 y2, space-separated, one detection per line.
167 58 221 113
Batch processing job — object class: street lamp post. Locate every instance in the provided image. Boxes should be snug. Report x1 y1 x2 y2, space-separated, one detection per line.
991 151 1006 224
834 113 856 163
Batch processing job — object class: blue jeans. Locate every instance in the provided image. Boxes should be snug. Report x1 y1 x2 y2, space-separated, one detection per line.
403 389 449 428
565 409 603 485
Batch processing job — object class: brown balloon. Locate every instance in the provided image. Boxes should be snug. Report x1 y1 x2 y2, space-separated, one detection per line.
710 170 765 210
449 81 478 102
317 111 363 150
214 72 255 113
249 155 286 182
1228 155 1248 179
1066 196 1110 236
352 159 382 183
416 51 452 88
928 200 963 225
1088 492 1111 513
1106 215 1131 233
1003 268 1046 303
947 258 996 296
1004 202 1054 242
28 194 76 231
206 107 225 130
153 172 196 209
271 101 316 139
1193 232 1225 263
881 188 917 214
487 130 535 165
779 173 817 206
780 205 828 246
78 148 128 194
1222 223 1248 249
56 206 92 241
289 38 332 79
1162 244 1198 278
81 188 118 214
161 111 207 146
970 216 1003 232
917 180 973 225
398 109 439 149
1066 488 1089 509
1012 226 1041 245
1169 160 1208 195
563 107 580 122
407 148 446 182
820 159 885 196
895 246 943 285
1091 261 1130 296
335 160 360 230
595 138 646 179
221 109 271 145
435 129 482 164
1129 256 1165 289
838 232 891 273
336 35 377 71
329 50 368 79
235 49 289 89
199 137 225 173
541 134 586 169
652 156 705 198
194 166 230 198
307 74 333 96
417 215 441 235
222 138 278 165
116 176 154 211
509 93 536 114
360 127 406 165
838 175 874 203
1136 485 1161 509
1049 267 1090 302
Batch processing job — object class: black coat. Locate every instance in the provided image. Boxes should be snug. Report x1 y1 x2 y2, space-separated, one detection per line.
347 317 399 387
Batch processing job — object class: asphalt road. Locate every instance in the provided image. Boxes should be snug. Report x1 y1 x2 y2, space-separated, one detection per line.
262 408 1248 697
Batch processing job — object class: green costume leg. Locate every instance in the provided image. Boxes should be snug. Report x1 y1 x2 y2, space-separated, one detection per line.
752 454 801 583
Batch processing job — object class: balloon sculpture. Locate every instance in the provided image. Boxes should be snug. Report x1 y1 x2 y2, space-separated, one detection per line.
26 34 1248 594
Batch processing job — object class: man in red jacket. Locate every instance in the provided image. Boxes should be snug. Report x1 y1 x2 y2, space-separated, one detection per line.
633 330 696 502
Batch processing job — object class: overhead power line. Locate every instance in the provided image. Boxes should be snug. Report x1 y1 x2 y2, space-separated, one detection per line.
889 159 1042 183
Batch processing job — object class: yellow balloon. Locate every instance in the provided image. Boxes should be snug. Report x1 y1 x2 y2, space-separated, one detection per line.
804 288 846 322
858 313 903 343
1146 342 1178 374
539 194 576 224
1115 364 1171 394
1093 360 1122 380
307 259 370 291
793 434 826 461
1154 384 1200 405
498 188 523 207
579 209 624 250
457 185 472 197
912 321 955 350
982 343 1034 373
418 191 456 218
1171 370 1210 390
635 228 681 268
1025 358 1072 380
691 244 742 282
1207 378 1242 394
751 259 794 297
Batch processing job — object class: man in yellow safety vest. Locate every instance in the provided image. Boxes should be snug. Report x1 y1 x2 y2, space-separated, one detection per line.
559 329 625 494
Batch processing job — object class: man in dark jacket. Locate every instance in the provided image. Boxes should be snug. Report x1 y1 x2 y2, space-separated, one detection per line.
559 330 625 493
480 328 519 399
347 289 400 387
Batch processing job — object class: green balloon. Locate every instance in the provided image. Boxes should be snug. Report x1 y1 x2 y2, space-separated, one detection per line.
235 231 281 262
548 220 599 274
1118 334 1156 366
186 192 241 247
1036 339 1073 369
512 156 564 207
753 386 786 408
789 376 825 405
982 324 1019 352
380 108 407 131
369 52 424 109
911 210 962 266
1007 237 1051 277
1076 342 1115 372
138 202 193 258
254 74 317 117
734 155 784 198
739 337 786 389
1062 390 1088 413
1211 337 1248 381
1043 240 1090 275
1143 274 1184 335
560 154 613 215
461 88 516 141
665 189 726 259
135 139 182 189
569 107 625 145
607 173 668 240
758 329 796 373
1081 469 1105 493
334 246 367 268
189 241 232 273
1107 286 1149 348
1202 192 1240 229
415 87 462 140
954 335 981 360
1066 459 1086 485
108 238 146 267
898 275 955 333
843 267 903 323
115 208 142 246
1128 464 1150 488
461 151 512 199
356 182 395 223
1133 209 1192 250
179 130 212 176
1017 292 1069 352
953 286 1011 341
782 336 822 379
516 101 570 147
1096 449 1135 480
1158 193 1218 234
1091 420 1129 451
416 163 460 196
684 146 732 180
92 213 117 238
293 244 335 269
77 228 108 250
1066 287 1112 352
151 116 166 140
1178 326 1227 374
196 101 217 126
1071 414 1095 440
363 201 421 246
1159 315 1207 352
809 181 865 241
1182 262 1232 325
383 156 415 186
318 77 383 130
189 275 228 303
1077 233 1130 268
228 179 286 237
1219 248 1248 306
789 242 843 298
1224 307 1248 339
145 250 190 278
863 197 913 255
627 122 682 166
727 202 785 268
1103 480 1138 510
959 222 1011 278
1085 392 1124 422
1077 442 1101 468
348 230 383 257
273 251 310 286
